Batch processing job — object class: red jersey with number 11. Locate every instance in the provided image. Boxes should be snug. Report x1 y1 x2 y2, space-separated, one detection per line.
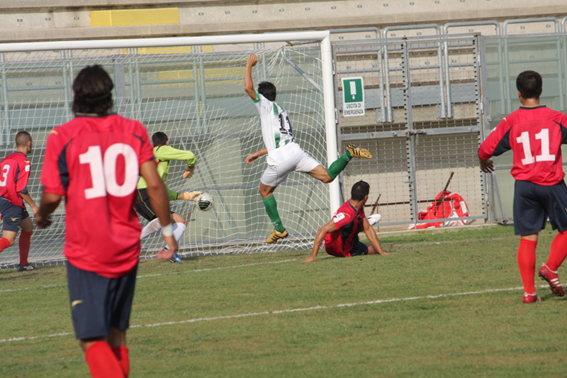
40 115 155 278
478 106 567 186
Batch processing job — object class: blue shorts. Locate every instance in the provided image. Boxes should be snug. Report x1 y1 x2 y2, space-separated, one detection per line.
513 180 567 235
0 197 29 232
66 261 138 340
349 237 369 256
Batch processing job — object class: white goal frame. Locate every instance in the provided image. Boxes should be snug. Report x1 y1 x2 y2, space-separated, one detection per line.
0 31 341 214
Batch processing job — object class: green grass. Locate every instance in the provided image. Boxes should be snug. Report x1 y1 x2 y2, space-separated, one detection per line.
1 224 566 377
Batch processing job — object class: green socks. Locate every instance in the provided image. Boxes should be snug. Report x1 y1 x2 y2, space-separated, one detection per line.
263 195 285 232
326 152 353 180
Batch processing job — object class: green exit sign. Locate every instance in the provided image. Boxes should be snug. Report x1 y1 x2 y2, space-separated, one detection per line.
341 77 365 117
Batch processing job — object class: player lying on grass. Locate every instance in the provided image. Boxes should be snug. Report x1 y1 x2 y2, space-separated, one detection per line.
135 131 202 263
35 64 177 378
0 131 38 271
479 70 567 304
244 52 373 244
303 181 391 263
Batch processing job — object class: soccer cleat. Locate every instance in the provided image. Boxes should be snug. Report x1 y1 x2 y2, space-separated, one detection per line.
538 264 565 297
367 214 382 226
169 252 183 264
17 264 34 272
346 143 372 159
266 229 288 244
523 292 542 304
182 191 202 202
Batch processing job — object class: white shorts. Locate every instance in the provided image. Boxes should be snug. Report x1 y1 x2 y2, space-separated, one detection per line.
261 142 321 187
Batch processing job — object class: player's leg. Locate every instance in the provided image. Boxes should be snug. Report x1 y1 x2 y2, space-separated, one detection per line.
167 212 187 263
140 217 160 239
108 328 129 378
67 262 124 377
513 181 545 303
538 181 567 297
0 202 21 252
18 213 34 270
259 162 289 243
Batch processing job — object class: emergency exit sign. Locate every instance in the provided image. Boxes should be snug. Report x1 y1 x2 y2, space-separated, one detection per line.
341 77 365 117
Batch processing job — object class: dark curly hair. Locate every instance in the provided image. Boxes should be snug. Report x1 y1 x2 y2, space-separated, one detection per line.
351 181 370 201
72 65 114 116
516 70 542 100
258 81 277 101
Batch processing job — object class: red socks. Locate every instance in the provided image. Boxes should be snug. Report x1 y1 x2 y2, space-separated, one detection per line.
85 341 125 378
0 237 10 253
19 231 32 266
112 346 130 378
546 231 567 271
517 239 537 294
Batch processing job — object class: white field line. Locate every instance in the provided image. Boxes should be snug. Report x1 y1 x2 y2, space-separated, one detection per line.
0 259 298 294
1 284 552 344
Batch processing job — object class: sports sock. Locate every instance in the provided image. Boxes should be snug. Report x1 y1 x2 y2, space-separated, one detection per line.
85 341 125 378
112 346 130 378
140 218 161 240
263 195 285 233
326 152 353 180
546 231 567 271
517 238 537 294
173 223 187 242
0 237 10 253
19 230 32 266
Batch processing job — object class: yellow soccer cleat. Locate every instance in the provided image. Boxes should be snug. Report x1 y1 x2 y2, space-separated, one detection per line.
266 229 288 244
346 143 372 159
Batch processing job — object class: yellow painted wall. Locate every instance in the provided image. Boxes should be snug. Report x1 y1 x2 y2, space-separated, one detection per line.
91 8 179 27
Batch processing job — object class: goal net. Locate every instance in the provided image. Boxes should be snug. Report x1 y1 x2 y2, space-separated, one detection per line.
0 32 338 267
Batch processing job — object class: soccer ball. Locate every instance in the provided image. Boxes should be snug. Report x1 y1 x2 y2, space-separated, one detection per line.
198 192 213 211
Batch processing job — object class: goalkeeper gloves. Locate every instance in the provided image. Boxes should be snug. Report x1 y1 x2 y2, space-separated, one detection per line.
183 166 195 179
181 191 202 202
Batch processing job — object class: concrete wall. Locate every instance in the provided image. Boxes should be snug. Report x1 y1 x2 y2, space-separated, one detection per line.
1 0 566 42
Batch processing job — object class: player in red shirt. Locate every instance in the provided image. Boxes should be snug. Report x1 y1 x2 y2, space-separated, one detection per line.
479 70 567 304
35 65 177 378
0 131 38 271
303 181 391 262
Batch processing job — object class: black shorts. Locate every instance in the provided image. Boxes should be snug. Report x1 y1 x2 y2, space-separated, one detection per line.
135 188 157 221
349 236 369 256
513 180 567 235
0 197 29 232
66 261 138 340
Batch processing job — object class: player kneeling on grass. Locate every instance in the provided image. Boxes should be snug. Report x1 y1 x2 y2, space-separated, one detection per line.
135 131 202 263
479 70 567 304
303 181 391 263
244 53 373 244
36 65 178 378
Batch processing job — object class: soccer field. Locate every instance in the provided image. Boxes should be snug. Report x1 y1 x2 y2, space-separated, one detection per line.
1 225 565 377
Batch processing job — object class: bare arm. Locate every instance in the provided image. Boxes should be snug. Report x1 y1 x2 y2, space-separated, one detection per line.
244 53 258 100
140 160 178 259
245 148 268 165
362 217 391 255
303 220 337 263
20 192 39 216
35 192 62 229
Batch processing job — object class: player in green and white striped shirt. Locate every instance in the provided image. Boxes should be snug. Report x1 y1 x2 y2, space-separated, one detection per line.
244 53 372 244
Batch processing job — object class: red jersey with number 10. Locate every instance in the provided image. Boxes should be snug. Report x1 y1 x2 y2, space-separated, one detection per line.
40 115 155 278
0 152 31 208
478 106 567 186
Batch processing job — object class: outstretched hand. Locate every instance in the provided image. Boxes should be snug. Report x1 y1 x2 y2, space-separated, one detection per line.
245 152 259 165
302 256 317 263
247 53 259 67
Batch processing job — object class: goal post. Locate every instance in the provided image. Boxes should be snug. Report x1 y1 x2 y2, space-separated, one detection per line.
0 31 340 266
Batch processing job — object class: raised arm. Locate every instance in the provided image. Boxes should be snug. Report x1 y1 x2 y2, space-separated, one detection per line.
303 220 337 263
244 53 259 100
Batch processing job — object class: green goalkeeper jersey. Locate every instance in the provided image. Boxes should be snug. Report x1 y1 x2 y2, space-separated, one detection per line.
137 145 197 200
